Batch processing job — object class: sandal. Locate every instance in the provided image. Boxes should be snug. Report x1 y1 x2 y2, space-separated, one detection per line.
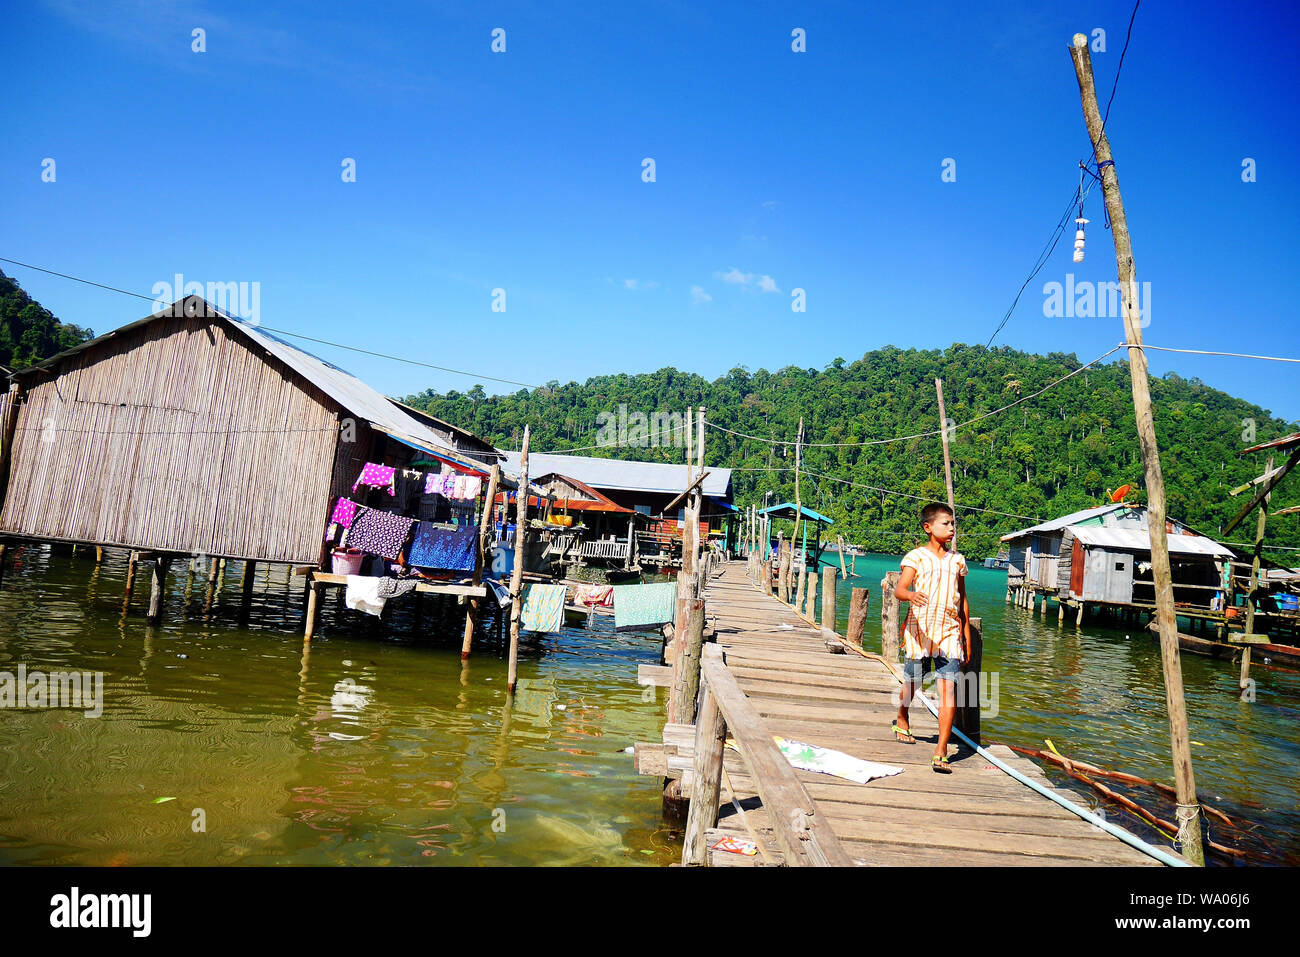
891 721 916 744
931 754 952 774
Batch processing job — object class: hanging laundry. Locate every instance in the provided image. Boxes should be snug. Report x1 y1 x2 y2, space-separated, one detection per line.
352 462 397 496
461 475 482 499
346 509 416 561
344 575 385 617
613 581 679 632
393 470 424 512
344 576 419 617
330 497 362 528
574 583 614 608
484 578 512 608
407 522 478 571
424 472 441 496
520 583 567 633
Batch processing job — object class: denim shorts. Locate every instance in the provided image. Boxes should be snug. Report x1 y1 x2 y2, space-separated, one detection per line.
903 655 961 683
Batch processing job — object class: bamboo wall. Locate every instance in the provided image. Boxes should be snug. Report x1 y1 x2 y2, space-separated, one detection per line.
0 317 341 564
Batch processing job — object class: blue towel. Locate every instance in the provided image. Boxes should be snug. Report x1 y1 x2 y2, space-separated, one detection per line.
407 522 478 571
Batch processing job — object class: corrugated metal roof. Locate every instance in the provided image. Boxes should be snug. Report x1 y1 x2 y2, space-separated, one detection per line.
498 451 732 497
759 502 834 525
1000 503 1135 541
1069 526 1235 557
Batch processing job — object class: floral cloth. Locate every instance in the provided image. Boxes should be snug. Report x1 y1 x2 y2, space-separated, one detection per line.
346 509 416 561
520 584 567 633
407 522 477 571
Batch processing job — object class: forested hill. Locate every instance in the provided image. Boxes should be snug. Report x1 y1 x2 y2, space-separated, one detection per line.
405 346 1300 560
0 270 94 370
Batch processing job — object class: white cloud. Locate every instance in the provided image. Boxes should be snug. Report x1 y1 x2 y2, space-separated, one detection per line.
757 275 780 293
718 267 753 285
690 285 712 304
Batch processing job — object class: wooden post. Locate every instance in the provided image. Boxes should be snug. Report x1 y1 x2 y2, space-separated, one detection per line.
792 417 804 550
240 560 256 614
805 569 817 620
681 671 726 866
762 558 772 596
1071 33 1203 864
1076 601 1084 628
881 571 900 660
836 535 849 579
670 598 707 725
1058 599 1065 626
147 556 170 625
462 463 501 658
682 407 696 579
304 579 322 641
954 617 983 746
122 551 139 615
507 426 531 694
821 566 837 631
1243 456 1273 642
846 586 869 646
935 378 957 547
202 556 218 617
794 557 807 613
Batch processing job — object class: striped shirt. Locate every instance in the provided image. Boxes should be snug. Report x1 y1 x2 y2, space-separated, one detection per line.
900 547 968 661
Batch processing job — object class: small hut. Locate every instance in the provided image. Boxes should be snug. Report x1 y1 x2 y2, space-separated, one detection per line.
1000 503 1235 620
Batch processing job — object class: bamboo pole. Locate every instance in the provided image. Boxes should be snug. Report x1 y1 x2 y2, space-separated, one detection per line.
836 534 849 579
1071 32 1203 864
122 550 139 616
507 426 530 694
462 463 501 659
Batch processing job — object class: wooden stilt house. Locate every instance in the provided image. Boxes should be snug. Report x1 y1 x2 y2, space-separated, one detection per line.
0 296 504 567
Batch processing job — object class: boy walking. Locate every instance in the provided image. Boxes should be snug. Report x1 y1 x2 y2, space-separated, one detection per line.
891 502 971 773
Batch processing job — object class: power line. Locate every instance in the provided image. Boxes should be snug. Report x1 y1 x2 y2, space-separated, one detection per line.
1130 344 1300 364
706 344 1126 448
0 256 540 389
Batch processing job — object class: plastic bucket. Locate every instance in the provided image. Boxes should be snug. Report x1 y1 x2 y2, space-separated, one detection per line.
331 548 365 576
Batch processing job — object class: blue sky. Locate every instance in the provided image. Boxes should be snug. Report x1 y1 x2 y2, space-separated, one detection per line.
3 0 1298 424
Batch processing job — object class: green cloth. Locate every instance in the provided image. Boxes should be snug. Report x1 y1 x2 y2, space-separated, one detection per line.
612 581 679 632
520 584 566 633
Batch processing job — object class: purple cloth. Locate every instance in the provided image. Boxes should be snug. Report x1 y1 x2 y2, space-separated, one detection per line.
330 497 360 528
347 508 416 561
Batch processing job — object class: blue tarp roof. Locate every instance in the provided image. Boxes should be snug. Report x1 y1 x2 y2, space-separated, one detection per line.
757 502 833 525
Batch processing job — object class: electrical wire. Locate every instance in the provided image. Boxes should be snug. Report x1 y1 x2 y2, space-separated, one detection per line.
0 256 540 389
706 344 1126 448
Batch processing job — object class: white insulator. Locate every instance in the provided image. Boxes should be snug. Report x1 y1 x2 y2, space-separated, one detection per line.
1075 229 1086 241
1073 249 1085 263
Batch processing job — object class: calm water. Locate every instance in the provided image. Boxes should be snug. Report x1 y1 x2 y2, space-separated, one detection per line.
1 545 1296 866
822 551 1300 864
0 545 679 866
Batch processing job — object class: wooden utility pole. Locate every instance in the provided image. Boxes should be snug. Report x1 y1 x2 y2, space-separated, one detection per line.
1240 455 1273 693
1071 33 1204 864
507 426 530 694
936 379 957 547
793 418 804 564
682 407 696 580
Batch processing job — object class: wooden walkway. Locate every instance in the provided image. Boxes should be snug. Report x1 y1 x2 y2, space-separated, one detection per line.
656 561 1170 867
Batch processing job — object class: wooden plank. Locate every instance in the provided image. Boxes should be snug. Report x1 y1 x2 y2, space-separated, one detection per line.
637 664 673 687
699 644 852 867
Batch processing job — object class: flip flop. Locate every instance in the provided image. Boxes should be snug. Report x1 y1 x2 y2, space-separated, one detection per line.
932 754 952 774
891 721 916 744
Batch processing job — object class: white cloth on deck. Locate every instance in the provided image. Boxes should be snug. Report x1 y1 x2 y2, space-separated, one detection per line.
345 575 386 617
